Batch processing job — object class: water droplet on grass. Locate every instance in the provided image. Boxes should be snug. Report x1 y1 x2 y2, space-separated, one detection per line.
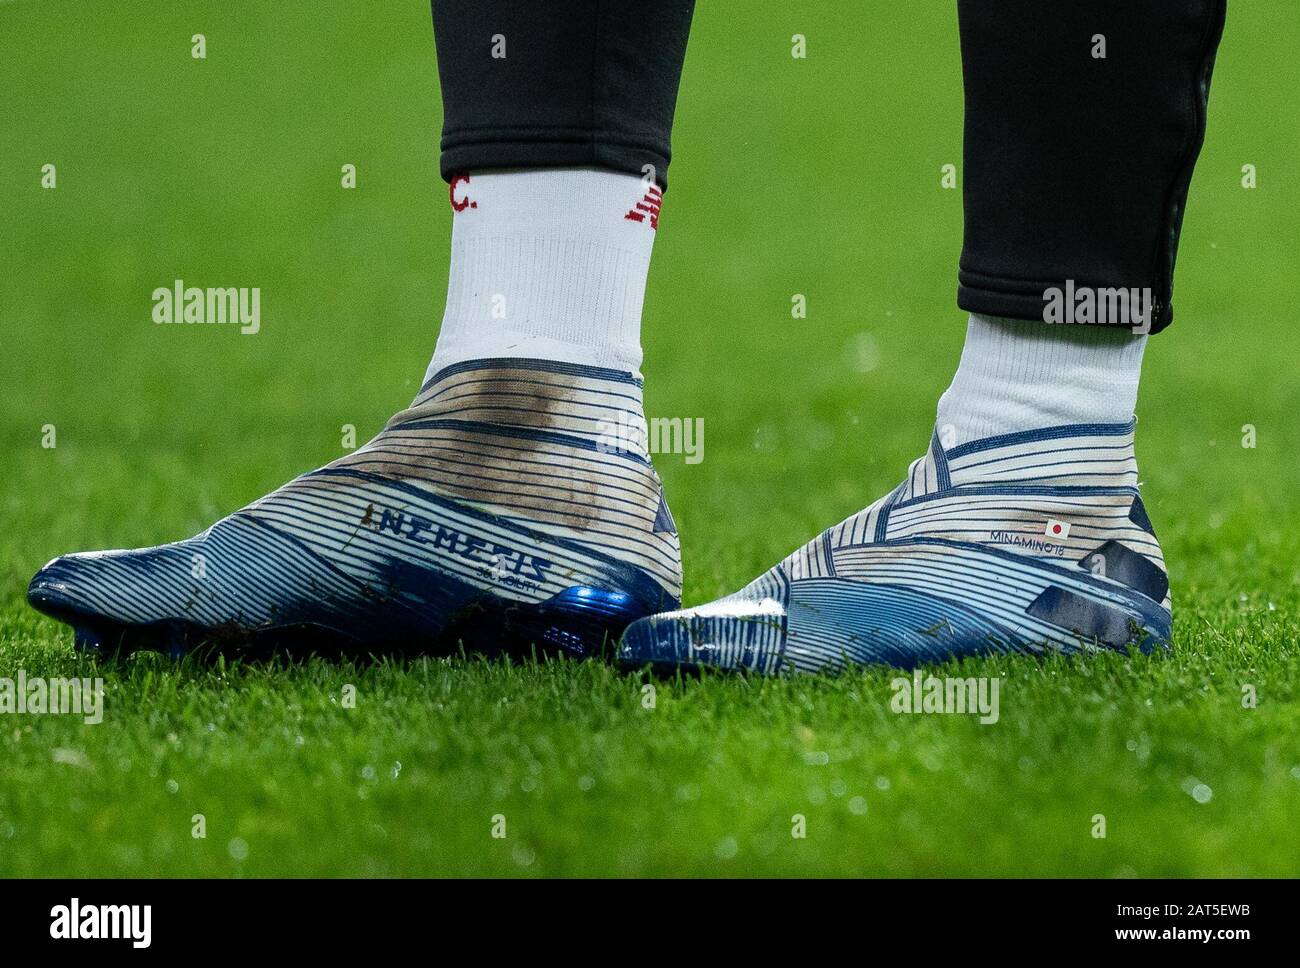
844 332 879 374
51 748 91 770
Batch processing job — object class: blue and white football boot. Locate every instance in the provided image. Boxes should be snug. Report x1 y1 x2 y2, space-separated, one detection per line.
28 360 682 658
620 421 1170 673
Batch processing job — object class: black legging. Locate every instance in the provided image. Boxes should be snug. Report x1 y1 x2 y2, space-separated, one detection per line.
431 0 1227 335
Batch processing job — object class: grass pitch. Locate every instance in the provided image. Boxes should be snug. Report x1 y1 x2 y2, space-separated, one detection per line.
1 1 1298 876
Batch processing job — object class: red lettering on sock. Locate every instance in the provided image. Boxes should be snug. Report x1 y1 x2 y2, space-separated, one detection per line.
450 173 477 212
624 184 662 229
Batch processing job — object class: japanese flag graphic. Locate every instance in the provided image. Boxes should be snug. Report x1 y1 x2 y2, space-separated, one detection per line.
1044 518 1071 542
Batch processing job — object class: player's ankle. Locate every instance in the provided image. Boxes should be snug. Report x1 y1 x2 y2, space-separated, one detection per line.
935 313 1146 448
424 167 660 384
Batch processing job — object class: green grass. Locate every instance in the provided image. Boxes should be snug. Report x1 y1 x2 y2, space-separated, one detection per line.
1 0 1298 876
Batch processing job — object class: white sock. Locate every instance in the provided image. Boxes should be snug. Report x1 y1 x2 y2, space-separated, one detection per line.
935 313 1147 446
425 168 661 382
